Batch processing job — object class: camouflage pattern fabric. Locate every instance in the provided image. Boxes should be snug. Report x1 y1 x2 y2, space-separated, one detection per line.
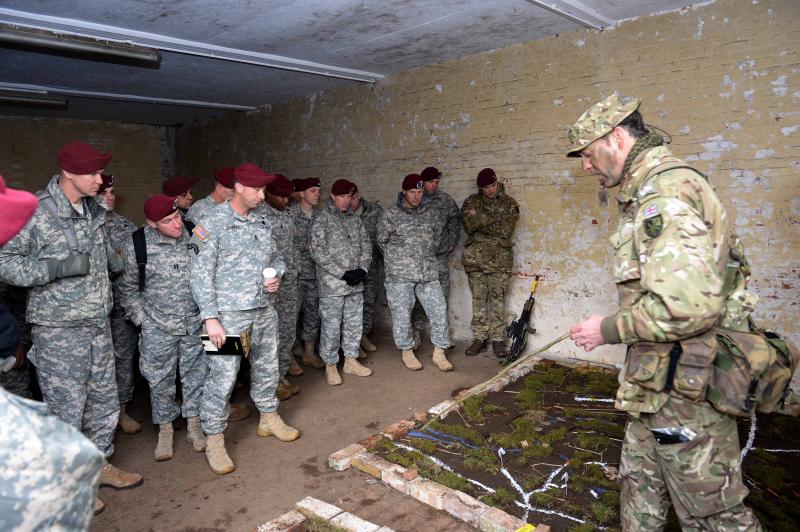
0 283 31 398
0 365 31 399
467 271 509 342
619 396 760 531
256 202 297 276
566 93 641 157
290 203 320 342
0 387 103 531
30 322 119 457
385 281 450 350
318 293 363 364
185 195 218 224
355 198 384 335
460 183 519 274
297 276 320 343
412 254 451 332
200 307 279 435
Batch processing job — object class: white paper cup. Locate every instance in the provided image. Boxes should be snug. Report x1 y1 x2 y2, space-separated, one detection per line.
262 267 277 280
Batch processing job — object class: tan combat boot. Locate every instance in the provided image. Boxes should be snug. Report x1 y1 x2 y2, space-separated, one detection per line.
99 461 143 489
432 347 454 372
117 404 141 434
344 357 373 377
276 379 293 400
281 376 300 396
326 364 342 386
256 412 300 441
228 402 250 422
205 433 235 475
186 416 206 452
402 349 423 371
360 335 377 352
358 348 368 359
302 341 325 369
154 423 174 462
94 497 105 515
288 356 304 376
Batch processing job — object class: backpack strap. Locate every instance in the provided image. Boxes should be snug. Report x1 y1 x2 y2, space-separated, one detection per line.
36 191 80 253
132 227 147 292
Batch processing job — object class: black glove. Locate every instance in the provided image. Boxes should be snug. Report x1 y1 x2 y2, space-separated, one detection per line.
341 269 362 286
353 268 367 281
46 253 90 281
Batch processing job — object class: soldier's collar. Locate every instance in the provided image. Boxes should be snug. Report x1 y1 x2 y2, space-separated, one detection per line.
616 146 670 203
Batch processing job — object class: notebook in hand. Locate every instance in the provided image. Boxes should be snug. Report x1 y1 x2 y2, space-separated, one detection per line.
201 333 251 356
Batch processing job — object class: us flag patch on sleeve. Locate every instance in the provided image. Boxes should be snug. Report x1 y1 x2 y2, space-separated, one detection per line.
192 226 209 241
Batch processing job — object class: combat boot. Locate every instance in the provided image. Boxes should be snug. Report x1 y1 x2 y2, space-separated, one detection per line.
492 341 508 358
344 357 373 377
358 348 368 359
94 497 105 515
276 379 293 400
302 341 325 369
288 356 304 376
465 339 488 356
360 335 377 352
99 461 143 489
281 376 300 396
205 433 235 475
292 340 303 357
326 364 342 385
402 349 423 371
186 416 206 452
154 423 174 462
117 404 141 434
256 412 300 441
228 402 250 422
432 347 454 372
412 330 422 350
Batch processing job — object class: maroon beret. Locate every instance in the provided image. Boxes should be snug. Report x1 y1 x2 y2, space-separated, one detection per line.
477 168 497 188
57 141 112 175
420 166 441 181
331 179 354 196
144 194 177 222
163 176 197 197
234 163 274 188
291 178 304 191
268 173 294 197
214 167 235 189
98 174 114 194
295 177 321 192
402 174 424 191
0 175 39 246
351 182 359 194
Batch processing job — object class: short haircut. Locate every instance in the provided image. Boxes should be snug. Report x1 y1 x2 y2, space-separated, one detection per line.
617 110 648 139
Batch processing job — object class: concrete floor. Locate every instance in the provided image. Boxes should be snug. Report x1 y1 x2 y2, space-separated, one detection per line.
92 328 503 531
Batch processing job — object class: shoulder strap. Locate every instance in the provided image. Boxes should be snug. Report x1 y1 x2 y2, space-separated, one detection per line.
132 227 147 292
35 191 80 253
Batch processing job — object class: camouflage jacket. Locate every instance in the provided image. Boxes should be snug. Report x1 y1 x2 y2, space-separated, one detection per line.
104 211 137 311
189 201 285 320
119 225 200 335
290 203 318 280
0 175 120 327
310 200 371 297
460 184 519 273
355 198 384 266
425 190 461 256
185 195 218 225
377 193 441 283
256 203 297 281
606 145 757 414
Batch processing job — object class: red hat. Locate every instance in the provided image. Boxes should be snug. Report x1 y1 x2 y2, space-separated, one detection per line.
144 194 178 222
477 168 497 188
57 141 112 175
214 167 235 189
420 166 441 181
0 175 39 246
234 163 274 188
268 173 294 197
331 179 355 196
351 182 359 194
402 174 424 191
295 178 321 192
162 176 197 197
98 174 114 194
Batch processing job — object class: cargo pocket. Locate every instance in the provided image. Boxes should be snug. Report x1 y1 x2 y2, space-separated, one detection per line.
672 333 716 401
624 342 672 391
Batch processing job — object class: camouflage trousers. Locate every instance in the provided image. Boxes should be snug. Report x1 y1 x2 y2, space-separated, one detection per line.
110 305 138 404
620 396 761 531
29 322 119 457
467 271 509 341
319 293 363 364
362 261 381 335
412 254 450 332
297 276 320 343
275 274 300 377
0 362 31 398
200 306 279 435
139 320 207 425
0 387 103 531
385 281 450 350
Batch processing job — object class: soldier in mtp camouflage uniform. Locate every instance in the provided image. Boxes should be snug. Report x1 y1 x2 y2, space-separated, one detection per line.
290 178 326 369
411 166 460 348
0 142 142 511
461 168 520 358
163 175 197 213
0 282 32 398
349 183 384 353
185 167 235 225
568 94 761 531
190 163 300 475
96 174 141 435
119 195 209 462
377 174 453 372
257 174 303 399
311 179 373 386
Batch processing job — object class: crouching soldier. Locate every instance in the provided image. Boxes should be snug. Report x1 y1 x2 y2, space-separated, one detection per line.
119 195 209 461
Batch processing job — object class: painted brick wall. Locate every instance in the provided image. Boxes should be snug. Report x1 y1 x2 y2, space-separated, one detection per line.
0 116 174 225
178 0 800 365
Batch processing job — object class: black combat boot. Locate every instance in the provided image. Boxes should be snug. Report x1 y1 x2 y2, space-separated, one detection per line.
465 339 488 356
492 341 508 358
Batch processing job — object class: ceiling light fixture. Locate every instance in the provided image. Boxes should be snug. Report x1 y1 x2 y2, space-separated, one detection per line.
0 88 67 109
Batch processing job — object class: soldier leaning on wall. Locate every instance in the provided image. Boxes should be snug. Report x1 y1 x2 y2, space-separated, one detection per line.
568 94 762 531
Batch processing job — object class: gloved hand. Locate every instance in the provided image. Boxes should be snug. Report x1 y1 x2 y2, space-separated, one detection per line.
352 268 367 281
341 269 363 286
45 253 90 281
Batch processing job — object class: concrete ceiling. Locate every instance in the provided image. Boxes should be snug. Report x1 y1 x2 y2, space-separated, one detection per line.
0 0 695 126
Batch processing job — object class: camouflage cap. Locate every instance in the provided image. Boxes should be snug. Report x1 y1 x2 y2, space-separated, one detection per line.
566 94 641 157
